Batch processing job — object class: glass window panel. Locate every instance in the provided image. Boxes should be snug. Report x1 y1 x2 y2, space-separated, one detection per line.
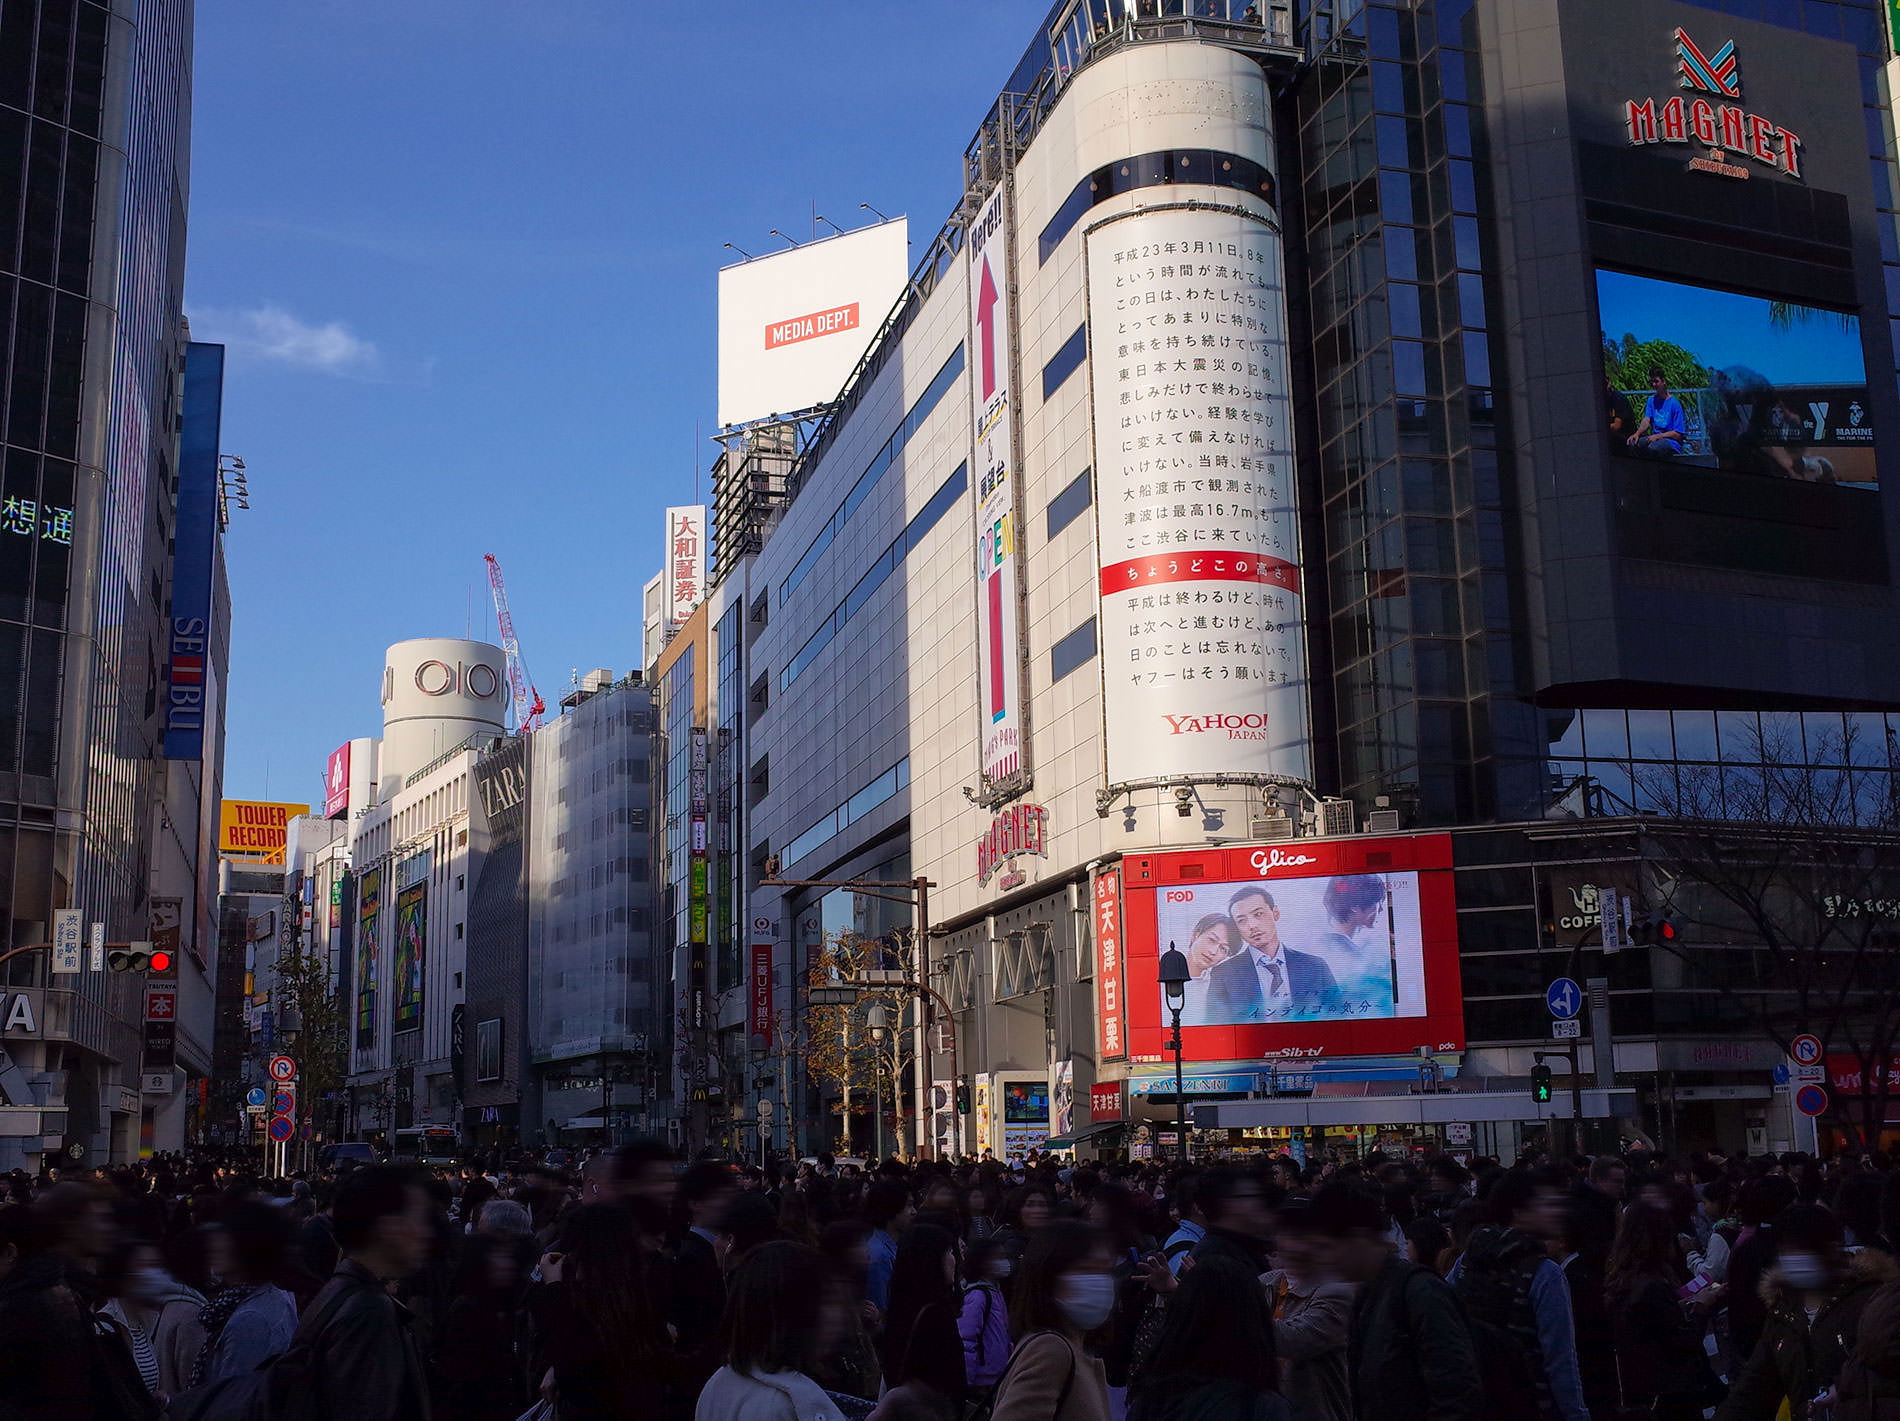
1051 619 1098 682
1461 331 1491 388
1716 710 1762 762
1672 710 1717 761
1388 281 1422 338
1546 712 1584 757
1384 227 1418 282
1046 468 1092 539
1392 340 1427 396
1760 710 1805 761
1448 159 1477 214
1587 760 1634 813
1628 709 1673 760
1846 712 1891 767
1379 169 1413 224
1580 709 1628 760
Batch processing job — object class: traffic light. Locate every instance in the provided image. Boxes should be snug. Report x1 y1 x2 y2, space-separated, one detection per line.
148 944 176 977
1629 912 1681 946
107 941 155 972
956 1082 972 1115
1531 1062 1554 1104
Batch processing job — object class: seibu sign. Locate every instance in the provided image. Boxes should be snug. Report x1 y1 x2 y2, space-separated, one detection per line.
1624 28 1801 179
976 803 1048 887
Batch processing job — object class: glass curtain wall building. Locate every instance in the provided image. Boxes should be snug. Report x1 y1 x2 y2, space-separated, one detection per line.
0 0 209 1165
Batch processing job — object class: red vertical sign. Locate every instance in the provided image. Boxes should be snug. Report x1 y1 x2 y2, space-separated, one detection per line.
748 944 774 1045
1095 868 1126 1061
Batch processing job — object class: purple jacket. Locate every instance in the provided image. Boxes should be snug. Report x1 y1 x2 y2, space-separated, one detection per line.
959 1282 1012 1387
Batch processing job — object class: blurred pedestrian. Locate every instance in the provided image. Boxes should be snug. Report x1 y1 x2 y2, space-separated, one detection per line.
695 1240 859 1420
989 1219 1114 1421
879 1223 966 1410
1128 1252 1287 1421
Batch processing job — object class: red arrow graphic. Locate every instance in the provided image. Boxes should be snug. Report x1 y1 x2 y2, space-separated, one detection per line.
976 256 999 401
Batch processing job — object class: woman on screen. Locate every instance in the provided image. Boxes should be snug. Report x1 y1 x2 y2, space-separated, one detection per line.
1317 876 1396 1017
1178 913 1239 1027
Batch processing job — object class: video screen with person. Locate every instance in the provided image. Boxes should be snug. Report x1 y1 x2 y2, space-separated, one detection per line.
1597 268 1876 487
1154 870 1430 1027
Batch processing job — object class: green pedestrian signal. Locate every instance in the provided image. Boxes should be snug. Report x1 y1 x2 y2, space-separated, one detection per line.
1531 1063 1554 1104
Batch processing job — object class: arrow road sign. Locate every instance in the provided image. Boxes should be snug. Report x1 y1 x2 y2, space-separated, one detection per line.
1546 978 1583 1020
246 1087 267 1108
1790 1034 1824 1068
268 1055 297 1082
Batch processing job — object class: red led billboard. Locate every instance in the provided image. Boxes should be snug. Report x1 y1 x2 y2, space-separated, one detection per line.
1116 834 1464 1063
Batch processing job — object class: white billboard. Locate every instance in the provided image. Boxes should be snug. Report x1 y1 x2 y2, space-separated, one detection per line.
968 186 1027 794
665 505 707 624
717 219 909 428
1084 205 1312 787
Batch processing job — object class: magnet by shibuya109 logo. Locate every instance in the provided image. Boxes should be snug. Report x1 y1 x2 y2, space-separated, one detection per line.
1623 27 1802 179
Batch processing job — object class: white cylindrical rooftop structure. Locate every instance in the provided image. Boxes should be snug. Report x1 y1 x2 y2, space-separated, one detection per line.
379 638 507 793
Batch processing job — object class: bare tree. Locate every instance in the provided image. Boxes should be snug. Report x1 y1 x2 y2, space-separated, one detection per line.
1611 717 1900 1152
272 937 348 1149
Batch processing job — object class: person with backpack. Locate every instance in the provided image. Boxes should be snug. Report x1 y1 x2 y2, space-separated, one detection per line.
958 1237 1015 1399
1449 1169 1587 1421
989 1220 1115 1421
1314 1180 1483 1421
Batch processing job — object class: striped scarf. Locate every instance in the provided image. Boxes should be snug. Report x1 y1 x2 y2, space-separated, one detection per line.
190 1283 263 1388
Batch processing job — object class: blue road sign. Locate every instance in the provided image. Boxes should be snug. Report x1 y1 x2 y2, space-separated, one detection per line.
1772 1063 1791 1086
1795 1084 1829 1117
1546 978 1583 1020
246 1087 266 1108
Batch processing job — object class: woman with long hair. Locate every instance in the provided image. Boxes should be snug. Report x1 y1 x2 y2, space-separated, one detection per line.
878 1224 966 1411
696 1240 860 1420
1605 1202 1718 1421
1127 1254 1287 1421
991 1185 1055 1271
989 1219 1114 1421
534 1201 682 1420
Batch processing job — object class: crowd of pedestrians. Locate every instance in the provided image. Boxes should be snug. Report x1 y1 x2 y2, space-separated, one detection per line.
1 1141 1898 1419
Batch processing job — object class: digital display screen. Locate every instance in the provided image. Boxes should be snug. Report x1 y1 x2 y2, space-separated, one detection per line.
1118 837 1465 1064
1156 870 1429 1026
1598 268 1875 486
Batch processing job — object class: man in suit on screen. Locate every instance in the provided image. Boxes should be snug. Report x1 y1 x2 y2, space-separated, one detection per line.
1203 884 1347 1023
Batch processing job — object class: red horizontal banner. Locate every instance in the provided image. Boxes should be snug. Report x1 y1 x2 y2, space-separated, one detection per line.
1101 552 1301 596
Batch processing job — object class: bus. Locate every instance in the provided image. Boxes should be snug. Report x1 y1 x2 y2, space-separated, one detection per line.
389 1126 460 1167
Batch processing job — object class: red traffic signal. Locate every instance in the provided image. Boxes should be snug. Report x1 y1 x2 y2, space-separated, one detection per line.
148 949 173 973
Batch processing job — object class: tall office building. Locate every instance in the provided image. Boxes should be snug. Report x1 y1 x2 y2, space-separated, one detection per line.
675 0 1900 1162
0 0 221 1166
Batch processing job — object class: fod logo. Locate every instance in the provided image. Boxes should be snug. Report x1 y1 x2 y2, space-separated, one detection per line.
1162 713 1269 741
1164 889 1198 903
414 660 503 700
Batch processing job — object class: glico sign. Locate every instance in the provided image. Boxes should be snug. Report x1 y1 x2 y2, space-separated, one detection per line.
1624 28 1802 179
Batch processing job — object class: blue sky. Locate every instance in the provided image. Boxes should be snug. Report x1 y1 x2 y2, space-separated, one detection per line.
189 2 1037 802
1597 268 1868 385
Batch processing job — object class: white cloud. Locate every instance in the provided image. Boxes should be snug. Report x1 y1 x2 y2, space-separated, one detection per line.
188 303 381 375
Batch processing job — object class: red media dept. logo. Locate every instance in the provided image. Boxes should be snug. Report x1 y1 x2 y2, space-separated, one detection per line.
1163 712 1269 741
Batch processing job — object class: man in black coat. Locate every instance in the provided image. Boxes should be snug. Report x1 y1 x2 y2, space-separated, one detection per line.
1203 884 1346 1023
300 1165 435 1420
1315 1180 1484 1421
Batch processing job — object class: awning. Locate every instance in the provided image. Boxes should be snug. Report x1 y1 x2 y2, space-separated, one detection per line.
1041 1120 1129 1149
1194 1088 1639 1130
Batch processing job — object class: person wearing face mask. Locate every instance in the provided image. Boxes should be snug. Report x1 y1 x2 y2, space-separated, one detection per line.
1717 1204 1896 1421
1259 1198 1352 1421
989 1220 1115 1421
959 1238 1015 1399
99 1238 207 1401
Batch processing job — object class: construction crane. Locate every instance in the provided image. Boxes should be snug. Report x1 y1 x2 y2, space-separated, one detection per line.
483 553 546 733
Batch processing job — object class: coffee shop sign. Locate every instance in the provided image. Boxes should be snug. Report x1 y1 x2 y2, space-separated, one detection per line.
1558 884 1607 932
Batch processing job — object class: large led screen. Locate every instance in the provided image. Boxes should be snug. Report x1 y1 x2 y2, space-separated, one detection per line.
1158 870 1430 1027
1598 269 1875 486
1116 835 1464 1062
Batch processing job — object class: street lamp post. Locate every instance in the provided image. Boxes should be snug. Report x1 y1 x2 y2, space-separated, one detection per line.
1158 943 1190 1163
867 1000 891 1162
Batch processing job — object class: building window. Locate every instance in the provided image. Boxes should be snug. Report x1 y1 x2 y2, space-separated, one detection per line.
749 755 770 807
1046 469 1092 539
453 971 463 988
476 1018 502 1081
1041 324 1087 400
455 874 464 891
1051 619 1098 682
455 922 464 940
